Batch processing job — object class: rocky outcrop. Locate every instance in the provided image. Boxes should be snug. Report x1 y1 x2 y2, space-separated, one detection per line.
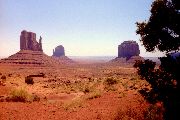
0 31 75 66
110 40 143 64
118 41 140 59
20 30 43 51
53 45 65 57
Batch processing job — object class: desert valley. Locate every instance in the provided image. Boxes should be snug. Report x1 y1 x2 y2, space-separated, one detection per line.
1 0 180 119
0 30 163 120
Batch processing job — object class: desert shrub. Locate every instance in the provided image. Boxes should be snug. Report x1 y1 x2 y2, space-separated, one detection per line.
0 72 2 75
104 78 118 86
86 90 101 100
104 85 117 92
8 74 12 77
130 77 137 81
118 92 126 98
1 75 6 80
0 75 6 85
7 88 40 102
83 85 90 93
104 78 118 92
32 94 40 102
8 88 30 102
82 84 96 94
63 97 83 110
25 76 34 85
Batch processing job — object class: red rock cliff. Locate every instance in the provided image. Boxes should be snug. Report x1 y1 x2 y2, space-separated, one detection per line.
20 30 43 51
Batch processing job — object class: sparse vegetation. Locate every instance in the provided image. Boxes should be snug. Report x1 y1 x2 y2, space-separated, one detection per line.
8 74 12 77
63 97 84 111
118 92 125 98
83 84 91 93
25 76 34 85
1 75 6 80
0 75 6 86
104 77 118 86
86 90 102 100
105 85 117 92
58 80 98 94
7 88 40 102
104 78 118 92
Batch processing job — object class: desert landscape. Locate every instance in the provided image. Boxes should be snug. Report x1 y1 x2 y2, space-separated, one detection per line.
1 0 179 119
0 30 163 120
0 58 160 120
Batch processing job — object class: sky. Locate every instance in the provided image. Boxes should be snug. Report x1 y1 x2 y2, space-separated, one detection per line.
0 0 164 57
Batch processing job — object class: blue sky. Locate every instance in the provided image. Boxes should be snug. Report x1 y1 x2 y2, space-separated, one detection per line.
0 0 163 57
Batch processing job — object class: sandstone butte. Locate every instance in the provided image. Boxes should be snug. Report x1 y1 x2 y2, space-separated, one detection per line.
52 45 74 63
0 30 73 66
0 31 143 65
111 40 144 63
53 45 65 57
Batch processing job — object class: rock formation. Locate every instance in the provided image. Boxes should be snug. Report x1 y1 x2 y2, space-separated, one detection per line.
52 45 75 63
20 30 43 51
0 30 75 66
110 40 143 64
53 45 65 57
118 41 140 59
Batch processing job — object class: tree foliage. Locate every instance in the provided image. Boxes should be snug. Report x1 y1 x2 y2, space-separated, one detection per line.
136 0 180 53
135 0 180 119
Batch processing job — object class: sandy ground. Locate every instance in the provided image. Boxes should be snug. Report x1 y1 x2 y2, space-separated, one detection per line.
0 62 160 120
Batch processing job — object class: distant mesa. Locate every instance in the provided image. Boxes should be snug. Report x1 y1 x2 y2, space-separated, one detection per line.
20 30 43 51
110 40 143 63
118 41 140 59
52 45 74 63
53 45 65 57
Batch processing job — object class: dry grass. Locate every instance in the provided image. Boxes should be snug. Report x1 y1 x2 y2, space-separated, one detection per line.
6 88 40 102
57 80 98 94
63 97 84 111
104 77 118 86
86 90 102 100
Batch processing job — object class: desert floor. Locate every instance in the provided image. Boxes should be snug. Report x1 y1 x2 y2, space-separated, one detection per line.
0 61 162 120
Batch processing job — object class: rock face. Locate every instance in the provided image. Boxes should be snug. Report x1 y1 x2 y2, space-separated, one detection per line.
20 30 43 51
53 45 65 57
110 40 143 64
118 41 140 59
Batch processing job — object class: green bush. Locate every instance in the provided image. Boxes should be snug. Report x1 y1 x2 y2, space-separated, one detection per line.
25 76 34 85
